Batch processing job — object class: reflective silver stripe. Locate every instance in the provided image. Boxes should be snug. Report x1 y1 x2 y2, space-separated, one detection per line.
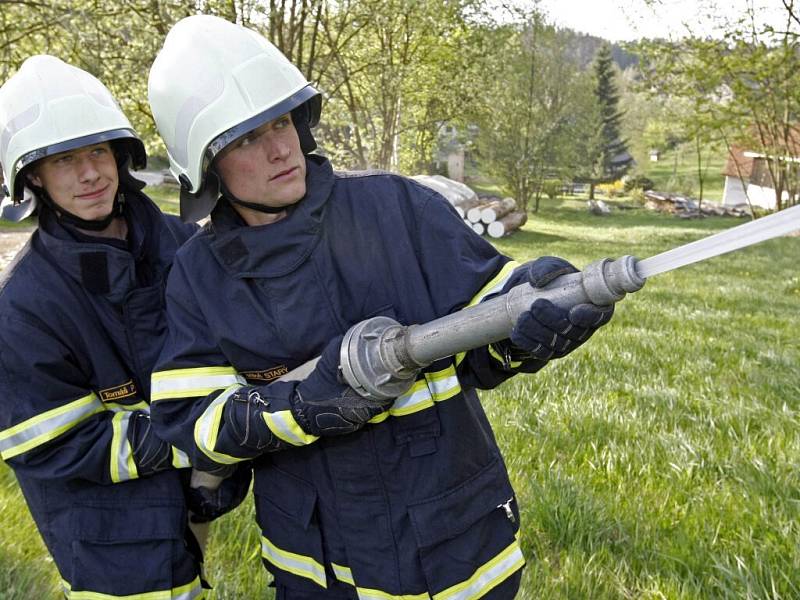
261 536 327 588
193 384 246 465
63 574 204 599
433 537 525 600
110 412 138 483
151 366 246 401
389 379 433 416
263 410 319 446
425 368 460 401
331 562 355 585
171 446 192 469
0 392 104 460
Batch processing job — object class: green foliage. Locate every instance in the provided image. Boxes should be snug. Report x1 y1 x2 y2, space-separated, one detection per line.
2 204 799 598
474 13 586 212
593 44 632 178
635 2 800 210
623 175 654 192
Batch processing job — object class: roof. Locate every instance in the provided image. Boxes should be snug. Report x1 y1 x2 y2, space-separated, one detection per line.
723 125 800 178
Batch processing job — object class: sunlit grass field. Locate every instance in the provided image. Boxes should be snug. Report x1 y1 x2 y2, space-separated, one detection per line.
1 197 798 598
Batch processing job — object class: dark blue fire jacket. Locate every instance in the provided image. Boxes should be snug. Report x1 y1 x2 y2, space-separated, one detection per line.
0 190 204 599
152 156 537 599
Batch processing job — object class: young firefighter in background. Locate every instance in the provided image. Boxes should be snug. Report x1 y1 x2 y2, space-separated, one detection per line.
148 16 614 600
0 56 245 599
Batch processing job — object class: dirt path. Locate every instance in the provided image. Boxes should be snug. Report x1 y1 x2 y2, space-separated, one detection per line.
0 227 34 270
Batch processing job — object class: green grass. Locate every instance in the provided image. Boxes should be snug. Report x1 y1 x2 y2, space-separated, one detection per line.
2 200 799 598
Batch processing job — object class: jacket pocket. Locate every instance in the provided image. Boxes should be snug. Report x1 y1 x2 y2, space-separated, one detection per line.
69 499 187 595
253 465 327 591
407 457 524 595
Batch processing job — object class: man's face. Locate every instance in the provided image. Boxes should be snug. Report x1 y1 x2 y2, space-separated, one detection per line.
28 142 118 221
214 113 307 209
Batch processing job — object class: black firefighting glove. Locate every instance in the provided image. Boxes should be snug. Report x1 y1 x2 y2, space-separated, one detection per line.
223 335 395 454
493 256 614 366
186 463 252 523
128 411 173 476
290 335 395 436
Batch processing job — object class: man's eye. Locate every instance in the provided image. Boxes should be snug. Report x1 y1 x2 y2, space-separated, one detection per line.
275 117 291 129
91 147 108 156
54 155 72 164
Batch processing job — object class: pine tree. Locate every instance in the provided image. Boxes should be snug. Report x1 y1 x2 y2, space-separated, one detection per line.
589 44 632 198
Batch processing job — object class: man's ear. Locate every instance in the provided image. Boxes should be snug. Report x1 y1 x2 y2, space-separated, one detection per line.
26 170 42 188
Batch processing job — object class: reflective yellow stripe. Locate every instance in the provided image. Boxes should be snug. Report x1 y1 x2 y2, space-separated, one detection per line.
171 446 192 469
193 384 247 465
455 261 519 366
356 587 431 600
332 536 522 600
331 562 355 586
424 367 460 401
367 364 462 424
333 562 432 599
487 345 521 369
63 574 205 599
110 412 138 483
433 536 525 600
151 366 245 401
261 535 327 588
263 410 319 446
104 400 150 413
0 392 104 460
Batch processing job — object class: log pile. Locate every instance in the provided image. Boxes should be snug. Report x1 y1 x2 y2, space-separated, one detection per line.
644 190 748 218
412 176 527 238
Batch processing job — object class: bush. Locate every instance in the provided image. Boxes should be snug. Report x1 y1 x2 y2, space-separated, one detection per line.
624 175 654 192
596 180 625 198
629 188 646 205
540 179 562 201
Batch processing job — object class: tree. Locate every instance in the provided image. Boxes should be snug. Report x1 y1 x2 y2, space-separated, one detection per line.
636 1 800 210
474 14 584 212
582 44 633 199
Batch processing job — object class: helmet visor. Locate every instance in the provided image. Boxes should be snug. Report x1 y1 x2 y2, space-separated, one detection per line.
17 128 145 174
205 85 319 164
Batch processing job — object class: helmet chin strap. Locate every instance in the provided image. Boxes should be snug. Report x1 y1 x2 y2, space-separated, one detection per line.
211 111 317 217
219 176 288 214
36 185 125 231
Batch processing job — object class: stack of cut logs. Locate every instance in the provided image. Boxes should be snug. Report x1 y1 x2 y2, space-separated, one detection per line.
412 175 527 238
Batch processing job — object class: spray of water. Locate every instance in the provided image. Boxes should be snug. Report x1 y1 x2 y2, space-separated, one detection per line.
636 204 800 279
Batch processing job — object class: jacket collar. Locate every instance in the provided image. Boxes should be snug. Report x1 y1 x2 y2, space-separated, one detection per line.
37 189 163 301
208 155 334 278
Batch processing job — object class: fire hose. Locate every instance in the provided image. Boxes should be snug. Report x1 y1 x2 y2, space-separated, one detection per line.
187 203 800 548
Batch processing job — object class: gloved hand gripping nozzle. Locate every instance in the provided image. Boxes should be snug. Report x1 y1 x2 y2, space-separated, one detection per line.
339 256 645 401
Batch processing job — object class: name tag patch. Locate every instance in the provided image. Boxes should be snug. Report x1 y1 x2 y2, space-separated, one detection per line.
99 380 137 402
241 365 289 382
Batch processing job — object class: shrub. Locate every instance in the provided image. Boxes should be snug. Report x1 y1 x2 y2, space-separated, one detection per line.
623 175 654 192
597 180 625 198
540 179 562 201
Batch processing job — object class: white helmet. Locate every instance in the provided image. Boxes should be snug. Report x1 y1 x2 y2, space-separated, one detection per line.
0 55 145 221
148 15 321 222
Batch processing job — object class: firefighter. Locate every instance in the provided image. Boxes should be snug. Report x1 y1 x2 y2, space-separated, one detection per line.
147 15 614 600
0 55 244 599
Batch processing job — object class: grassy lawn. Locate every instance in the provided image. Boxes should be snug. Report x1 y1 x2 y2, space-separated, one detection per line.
1 197 798 598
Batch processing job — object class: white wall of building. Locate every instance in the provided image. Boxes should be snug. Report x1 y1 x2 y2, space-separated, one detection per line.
722 176 778 209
